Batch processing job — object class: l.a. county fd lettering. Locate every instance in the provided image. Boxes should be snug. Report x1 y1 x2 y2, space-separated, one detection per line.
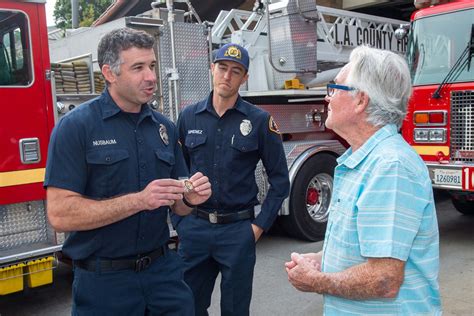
92 139 117 146
334 24 408 53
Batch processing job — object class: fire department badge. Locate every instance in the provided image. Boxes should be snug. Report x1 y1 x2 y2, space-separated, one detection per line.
179 177 194 193
224 46 242 60
269 116 281 134
183 179 194 193
240 119 252 136
159 124 169 145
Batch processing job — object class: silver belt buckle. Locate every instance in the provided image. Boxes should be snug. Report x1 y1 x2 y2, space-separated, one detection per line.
209 211 218 224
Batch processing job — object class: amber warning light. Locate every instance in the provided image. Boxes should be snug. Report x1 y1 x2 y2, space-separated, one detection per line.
414 111 446 125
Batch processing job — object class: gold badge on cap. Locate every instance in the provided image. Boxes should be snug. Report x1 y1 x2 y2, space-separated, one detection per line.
240 119 252 136
159 124 169 145
224 46 242 60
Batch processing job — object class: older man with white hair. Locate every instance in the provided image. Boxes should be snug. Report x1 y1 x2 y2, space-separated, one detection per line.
285 45 441 315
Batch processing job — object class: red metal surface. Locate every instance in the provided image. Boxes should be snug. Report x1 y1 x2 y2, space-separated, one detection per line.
0 1 54 204
462 167 474 191
306 187 319 206
411 0 473 20
0 183 46 205
402 82 473 162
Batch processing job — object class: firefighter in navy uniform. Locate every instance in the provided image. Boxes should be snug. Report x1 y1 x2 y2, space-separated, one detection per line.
173 43 290 316
44 28 211 315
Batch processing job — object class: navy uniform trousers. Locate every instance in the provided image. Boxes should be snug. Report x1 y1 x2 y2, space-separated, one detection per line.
72 250 194 316
177 214 256 316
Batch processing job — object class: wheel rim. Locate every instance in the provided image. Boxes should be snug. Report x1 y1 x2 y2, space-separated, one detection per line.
305 173 333 222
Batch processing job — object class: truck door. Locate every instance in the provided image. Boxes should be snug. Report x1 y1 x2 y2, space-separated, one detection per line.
0 3 54 205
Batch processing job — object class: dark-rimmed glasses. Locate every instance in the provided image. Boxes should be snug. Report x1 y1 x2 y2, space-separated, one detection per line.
326 83 357 97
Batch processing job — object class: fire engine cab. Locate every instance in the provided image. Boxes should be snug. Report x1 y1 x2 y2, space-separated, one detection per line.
0 0 60 295
398 0 474 214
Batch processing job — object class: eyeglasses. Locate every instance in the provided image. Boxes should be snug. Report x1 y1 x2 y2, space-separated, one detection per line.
326 83 357 97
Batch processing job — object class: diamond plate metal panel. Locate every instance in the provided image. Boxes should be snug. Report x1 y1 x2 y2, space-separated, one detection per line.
286 0 319 18
283 140 346 168
259 103 326 133
0 201 50 250
254 139 346 205
255 162 267 203
269 4 318 88
158 23 211 121
451 90 474 163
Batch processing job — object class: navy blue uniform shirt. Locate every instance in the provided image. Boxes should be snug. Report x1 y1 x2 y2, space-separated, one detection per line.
177 93 289 231
44 89 188 260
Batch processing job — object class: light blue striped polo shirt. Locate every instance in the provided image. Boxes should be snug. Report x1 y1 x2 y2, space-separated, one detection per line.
322 124 441 315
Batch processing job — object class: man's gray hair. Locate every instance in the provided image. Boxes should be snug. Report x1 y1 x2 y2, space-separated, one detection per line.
345 45 412 128
98 28 155 75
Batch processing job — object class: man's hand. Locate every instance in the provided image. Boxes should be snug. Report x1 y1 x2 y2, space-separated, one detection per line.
286 252 322 293
285 252 405 299
285 252 322 270
139 179 184 210
182 172 212 205
251 224 263 242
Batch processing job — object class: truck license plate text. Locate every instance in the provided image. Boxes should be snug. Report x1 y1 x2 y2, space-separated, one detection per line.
433 169 461 186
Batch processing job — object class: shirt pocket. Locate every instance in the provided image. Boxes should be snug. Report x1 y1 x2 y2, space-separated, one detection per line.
85 148 130 197
185 134 207 167
231 135 258 153
155 149 175 178
230 135 259 168
328 202 362 258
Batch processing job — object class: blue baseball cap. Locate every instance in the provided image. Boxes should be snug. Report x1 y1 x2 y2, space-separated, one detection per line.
213 43 249 71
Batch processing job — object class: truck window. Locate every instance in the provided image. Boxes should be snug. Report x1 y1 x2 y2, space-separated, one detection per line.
0 10 33 86
407 8 473 85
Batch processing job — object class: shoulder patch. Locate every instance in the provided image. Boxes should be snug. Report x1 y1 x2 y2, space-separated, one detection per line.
268 116 281 134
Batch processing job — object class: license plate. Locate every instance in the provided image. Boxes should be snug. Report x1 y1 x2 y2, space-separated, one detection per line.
433 169 462 186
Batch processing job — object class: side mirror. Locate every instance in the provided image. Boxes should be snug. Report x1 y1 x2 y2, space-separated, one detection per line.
395 24 410 40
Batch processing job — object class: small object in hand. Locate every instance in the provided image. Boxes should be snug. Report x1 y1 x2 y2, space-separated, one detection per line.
184 179 194 193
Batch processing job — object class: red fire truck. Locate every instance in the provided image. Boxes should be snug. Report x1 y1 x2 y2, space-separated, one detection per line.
399 0 474 214
0 0 61 294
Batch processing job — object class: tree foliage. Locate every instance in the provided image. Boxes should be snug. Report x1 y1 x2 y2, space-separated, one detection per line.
53 0 114 29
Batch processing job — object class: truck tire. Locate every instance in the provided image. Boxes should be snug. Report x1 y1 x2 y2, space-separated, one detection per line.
281 153 337 241
450 194 474 215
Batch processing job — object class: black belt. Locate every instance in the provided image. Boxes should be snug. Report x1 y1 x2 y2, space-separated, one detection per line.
193 208 254 224
74 247 165 273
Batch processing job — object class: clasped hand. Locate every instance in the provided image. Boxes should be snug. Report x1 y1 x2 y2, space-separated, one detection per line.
285 252 322 293
140 172 211 210
182 172 211 206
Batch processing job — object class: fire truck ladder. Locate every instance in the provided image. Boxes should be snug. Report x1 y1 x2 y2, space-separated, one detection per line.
211 0 406 87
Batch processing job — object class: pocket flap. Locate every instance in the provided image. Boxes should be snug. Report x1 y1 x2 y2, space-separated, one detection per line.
231 136 258 152
185 134 207 149
86 149 129 165
155 150 176 166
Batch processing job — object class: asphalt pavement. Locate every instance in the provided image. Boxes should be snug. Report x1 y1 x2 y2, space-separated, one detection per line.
0 190 473 315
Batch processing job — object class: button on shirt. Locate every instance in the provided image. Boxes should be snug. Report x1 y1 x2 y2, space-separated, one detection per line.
177 93 289 230
44 89 188 260
322 124 441 315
